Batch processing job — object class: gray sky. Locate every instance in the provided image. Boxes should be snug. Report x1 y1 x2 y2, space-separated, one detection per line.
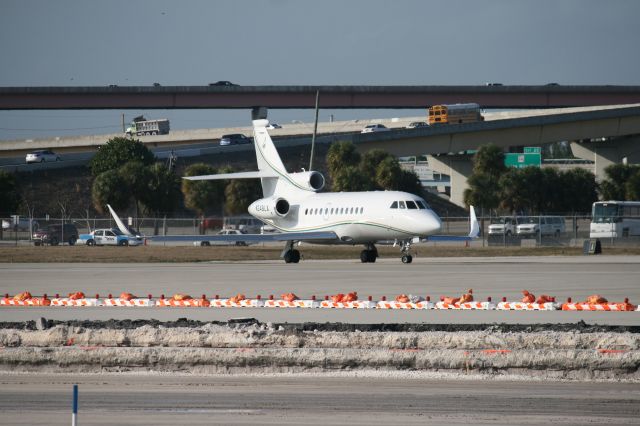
1 0 639 139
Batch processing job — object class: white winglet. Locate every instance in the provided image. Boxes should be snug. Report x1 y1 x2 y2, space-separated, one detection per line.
107 204 134 236
468 206 480 238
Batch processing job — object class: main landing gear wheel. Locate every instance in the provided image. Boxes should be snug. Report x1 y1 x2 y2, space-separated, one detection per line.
401 254 413 264
360 249 377 263
284 249 300 263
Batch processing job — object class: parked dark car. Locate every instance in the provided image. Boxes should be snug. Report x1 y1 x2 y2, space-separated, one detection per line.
219 134 252 146
33 224 79 246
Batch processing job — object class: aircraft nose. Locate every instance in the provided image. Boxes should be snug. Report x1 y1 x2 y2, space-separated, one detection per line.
416 212 441 235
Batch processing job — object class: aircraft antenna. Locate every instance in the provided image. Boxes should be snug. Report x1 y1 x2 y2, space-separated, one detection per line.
309 90 320 170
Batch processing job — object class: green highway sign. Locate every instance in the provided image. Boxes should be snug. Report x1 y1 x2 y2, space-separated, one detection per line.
504 152 541 168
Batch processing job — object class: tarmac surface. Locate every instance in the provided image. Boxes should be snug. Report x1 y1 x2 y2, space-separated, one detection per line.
1 256 639 425
0 373 638 425
1 256 639 324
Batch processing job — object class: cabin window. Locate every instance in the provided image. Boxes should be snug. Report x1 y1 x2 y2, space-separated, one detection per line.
399 201 406 209
390 201 398 209
324 208 328 215
416 200 427 209
406 201 418 209
360 207 364 214
305 209 308 215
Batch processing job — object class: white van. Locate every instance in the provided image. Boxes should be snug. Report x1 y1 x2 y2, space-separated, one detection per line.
488 216 521 236
517 216 566 238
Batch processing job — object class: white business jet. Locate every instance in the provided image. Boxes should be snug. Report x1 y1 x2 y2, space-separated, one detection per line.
150 115 479 264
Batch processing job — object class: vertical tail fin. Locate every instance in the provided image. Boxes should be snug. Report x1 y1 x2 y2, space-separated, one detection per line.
252 119 287 197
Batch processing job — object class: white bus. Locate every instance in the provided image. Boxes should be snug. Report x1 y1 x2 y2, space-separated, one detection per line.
590 201 640 238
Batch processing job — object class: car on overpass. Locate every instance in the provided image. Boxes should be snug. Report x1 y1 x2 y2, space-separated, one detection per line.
26 150 60 164
361 124 390 133
405 121 429 129
219 134 252 146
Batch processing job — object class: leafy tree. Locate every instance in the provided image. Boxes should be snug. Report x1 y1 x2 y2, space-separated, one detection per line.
600 164 640 200
472 144 506 178
181 163 226 216
332 165 370 192
397 168 423 196
465 173 502 212
90 137 155 176
0 170 20 216
141 163 182 215
360 150 393 189
91 170 130 214
498 167 544 214
224 179 262 216
625 171 640 201
558 168 597 213
375 156 402 190
464 144 506 211
119 161 152 216
326 141 361 180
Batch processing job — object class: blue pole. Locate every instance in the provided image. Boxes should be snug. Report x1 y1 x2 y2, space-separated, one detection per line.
72 384 78 426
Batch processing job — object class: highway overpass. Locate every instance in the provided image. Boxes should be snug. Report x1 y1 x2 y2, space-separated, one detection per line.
3 104 639 208
352 104 640 206
2 85 640 109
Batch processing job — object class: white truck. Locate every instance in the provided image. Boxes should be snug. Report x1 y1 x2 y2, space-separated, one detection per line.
125 116 170 136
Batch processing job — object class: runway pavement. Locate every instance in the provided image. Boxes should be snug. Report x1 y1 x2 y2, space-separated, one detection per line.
1 256 639 325
0 373 638 425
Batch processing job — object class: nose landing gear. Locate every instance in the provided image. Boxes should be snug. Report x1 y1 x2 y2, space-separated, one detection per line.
400 240 413 264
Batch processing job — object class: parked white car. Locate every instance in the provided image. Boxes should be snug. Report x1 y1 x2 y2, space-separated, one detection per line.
517 216 566 238
361 124 390 133
26 150 60 164
488 216 521 236
78 228 142 246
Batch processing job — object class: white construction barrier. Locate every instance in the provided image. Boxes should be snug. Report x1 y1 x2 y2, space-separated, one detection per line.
497 302 560 311
263 299 319 308
435 301 496 310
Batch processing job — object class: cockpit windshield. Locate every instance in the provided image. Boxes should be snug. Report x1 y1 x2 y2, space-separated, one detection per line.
390 200 430 210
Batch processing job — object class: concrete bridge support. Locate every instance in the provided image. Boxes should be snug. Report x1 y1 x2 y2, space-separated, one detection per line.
427 154 473 208
570 135 640 181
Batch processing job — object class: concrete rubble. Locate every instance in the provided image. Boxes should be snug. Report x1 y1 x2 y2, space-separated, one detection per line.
0 320 638 381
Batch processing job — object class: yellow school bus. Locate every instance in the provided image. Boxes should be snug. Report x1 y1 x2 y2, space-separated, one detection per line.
427 103 484 125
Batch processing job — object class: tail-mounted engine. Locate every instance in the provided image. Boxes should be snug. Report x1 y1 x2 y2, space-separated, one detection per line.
288 171 325 192
249 197 291 220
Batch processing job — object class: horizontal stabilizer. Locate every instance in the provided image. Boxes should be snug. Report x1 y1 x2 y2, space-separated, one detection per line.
150 231 338 243
184 170 278 181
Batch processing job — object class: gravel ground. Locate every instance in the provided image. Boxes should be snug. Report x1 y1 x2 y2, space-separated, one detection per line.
1 319 638 381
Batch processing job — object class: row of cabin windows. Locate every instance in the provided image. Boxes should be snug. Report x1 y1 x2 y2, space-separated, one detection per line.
304 207 364 216
390 200 429 210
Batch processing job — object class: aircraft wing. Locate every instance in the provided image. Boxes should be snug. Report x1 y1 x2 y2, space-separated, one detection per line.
149 231 338 243
184 171 278 181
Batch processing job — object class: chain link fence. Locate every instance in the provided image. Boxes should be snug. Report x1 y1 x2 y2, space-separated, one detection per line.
2 215 639 248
